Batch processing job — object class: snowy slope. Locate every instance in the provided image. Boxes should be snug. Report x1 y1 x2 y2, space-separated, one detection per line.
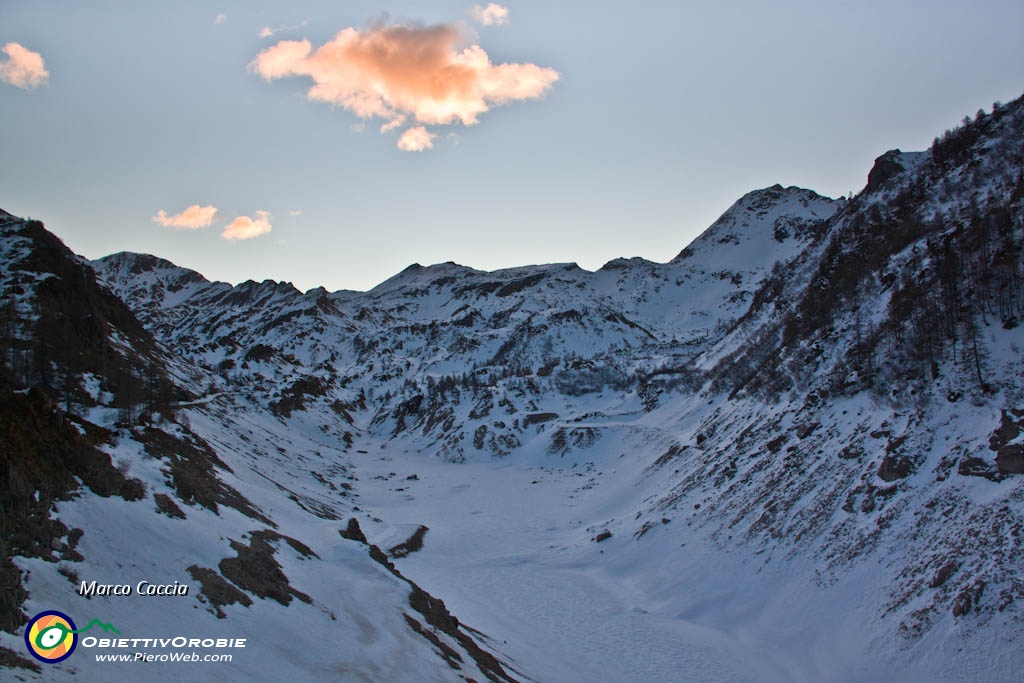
0 216 519 682
5 92 1024 682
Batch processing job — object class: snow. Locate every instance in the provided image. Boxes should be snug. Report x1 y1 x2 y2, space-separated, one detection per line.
6 96 1024 681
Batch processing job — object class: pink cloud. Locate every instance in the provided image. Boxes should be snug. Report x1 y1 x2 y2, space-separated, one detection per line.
397 126 436 152
214 13 227 25
0 43 49 90
250 18 558 147
470 3 509 26
151 204 218 229
222 210 272 241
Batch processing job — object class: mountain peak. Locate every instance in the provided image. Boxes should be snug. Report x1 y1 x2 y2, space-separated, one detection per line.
672 184 839 263
370 260 478 293
97 251 210 286
865 149 909 193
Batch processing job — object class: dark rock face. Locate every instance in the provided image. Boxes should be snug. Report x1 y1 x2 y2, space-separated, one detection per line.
878 453 913 482
990 411 1024 474
187 565 253 618
218 530 312 606
366 543 517 682
996 446 1024 474
958 456 1000 481
339 517 369 544
952 579 986 617
389 525 429 558
865 149 905 193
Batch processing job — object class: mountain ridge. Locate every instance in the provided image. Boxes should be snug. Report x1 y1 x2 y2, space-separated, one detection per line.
3 90 1024 681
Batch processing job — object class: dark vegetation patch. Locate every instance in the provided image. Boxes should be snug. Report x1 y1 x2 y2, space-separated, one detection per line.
269 375 330 418
634 521 656 539
837 444 862 460
57 564 79 585
958 456 1000 481
0 217 204 634
495 273 546 297
0 645 40 673
187 565 253 618
259 309 303 337
550 309 583 324
218 530 314 606
451 310 481 328
137 427 271 525
154 493 186 519
473 425 488 450
0 369 144 633
330 399 355 424
547 426 599 456
389 525 429 559
652 443 685 468
929 561 960 589
710 95 1024 403
536 359 559 377
244 343 277 363
4 218 188 422
454 280 503 297
603 311 657 340
795 422 820 439
952 579 986 617
287 491 340 521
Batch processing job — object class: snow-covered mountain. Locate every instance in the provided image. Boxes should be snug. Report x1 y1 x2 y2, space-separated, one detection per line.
3 92 1024 681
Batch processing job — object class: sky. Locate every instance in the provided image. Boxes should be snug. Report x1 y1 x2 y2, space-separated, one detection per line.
2 1 1023 293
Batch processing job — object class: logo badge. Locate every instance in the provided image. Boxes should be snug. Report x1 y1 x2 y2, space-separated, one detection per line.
25 610 78 663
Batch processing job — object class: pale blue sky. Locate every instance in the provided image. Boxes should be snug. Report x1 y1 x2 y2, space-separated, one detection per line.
2 1 1023 291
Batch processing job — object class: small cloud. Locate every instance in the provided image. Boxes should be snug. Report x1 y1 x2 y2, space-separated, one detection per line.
214 13 227 25
222 210 272 241
397 126 436 152
446 132 460 145
469 3 509 26
289 209 302 216
258 19 310 39
350 121 366 133
0 43 49 90
251 18 558 151
380 115 406 134
152 204 218 229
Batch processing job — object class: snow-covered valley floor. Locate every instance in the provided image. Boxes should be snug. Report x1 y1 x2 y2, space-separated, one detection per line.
346 431 958 683
345 403 1021 683
354 447 801 683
